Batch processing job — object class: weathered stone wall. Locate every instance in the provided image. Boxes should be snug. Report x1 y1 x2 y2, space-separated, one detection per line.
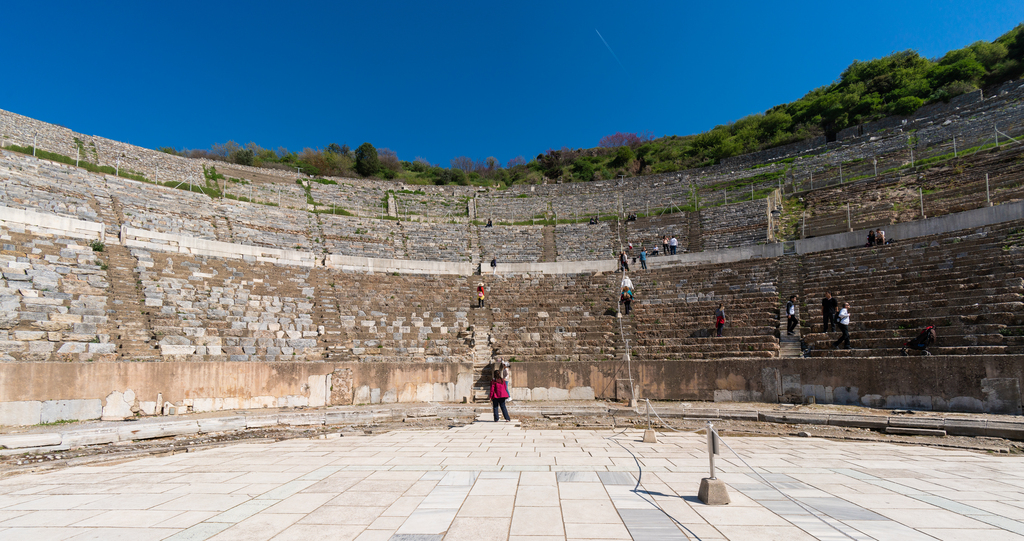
0 227 114 364
0 355 1019 425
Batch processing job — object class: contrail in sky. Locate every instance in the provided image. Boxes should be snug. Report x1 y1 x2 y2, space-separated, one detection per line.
595 29 628 75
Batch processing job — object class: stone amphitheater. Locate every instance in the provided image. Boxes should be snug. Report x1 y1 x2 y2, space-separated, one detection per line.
1 80 1024 428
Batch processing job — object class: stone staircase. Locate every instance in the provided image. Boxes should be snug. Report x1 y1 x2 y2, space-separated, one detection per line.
776 256 803 358
104 242 159 361
469 225 482 273
465 301 495 402
107 197 159 361
540 225 556 262
687 209 703 252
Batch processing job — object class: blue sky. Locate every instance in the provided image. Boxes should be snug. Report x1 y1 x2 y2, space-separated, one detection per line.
2 1 1021 167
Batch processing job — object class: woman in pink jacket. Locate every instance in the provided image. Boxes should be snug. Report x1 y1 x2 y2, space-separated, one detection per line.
490 368 511 422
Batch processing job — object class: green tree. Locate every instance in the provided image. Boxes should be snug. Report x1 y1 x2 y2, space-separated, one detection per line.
610 146 635 168
355 142 381 177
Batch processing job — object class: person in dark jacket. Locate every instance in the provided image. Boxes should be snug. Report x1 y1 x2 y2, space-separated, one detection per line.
786 295 798 335
715 304 726 337
821 292 838 333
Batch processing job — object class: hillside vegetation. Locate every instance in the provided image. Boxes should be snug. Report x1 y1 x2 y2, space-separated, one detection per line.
163 23 1024 186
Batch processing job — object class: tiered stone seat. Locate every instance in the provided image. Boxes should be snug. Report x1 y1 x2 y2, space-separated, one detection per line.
700 200 769 250
799 145 1024 238
0 227 113 362
312 271 473 363
555 223 614 261
401 222 471 262
484 273 625 363
136 250 321 361
319 214 399 259
0 152 106 223
624 213 688 254
628 260 781 359
800 220 1024 357
479 225 543 263
476 193 549 222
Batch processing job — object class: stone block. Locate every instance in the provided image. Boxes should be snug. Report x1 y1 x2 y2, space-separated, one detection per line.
370 388 381 404
62 427 119 447
57 342 87 354
197 416 248 433
160 344 196 355
279 412 323 426
102 389 136 421
781 374 801 395
761 368 780 403
382 388 398 404
0 400 42 426
277 395 309 408
354 385 371 404
547 388 569 400
982 378 1023 415
307 374 328 407
89 343 116 354
40 399 102 424
0 433 62 449
947 396 985 413
568 387 595 400
118 420 200 441
510 387 531 401
13 330 46 341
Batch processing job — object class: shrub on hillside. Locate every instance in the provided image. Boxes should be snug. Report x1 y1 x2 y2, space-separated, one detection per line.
355 142 381 177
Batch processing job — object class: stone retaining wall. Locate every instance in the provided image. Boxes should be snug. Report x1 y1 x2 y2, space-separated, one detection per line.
0 355 1019 426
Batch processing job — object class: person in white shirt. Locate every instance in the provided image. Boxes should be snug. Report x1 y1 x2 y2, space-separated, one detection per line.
669 236 678 255
833 302 851 349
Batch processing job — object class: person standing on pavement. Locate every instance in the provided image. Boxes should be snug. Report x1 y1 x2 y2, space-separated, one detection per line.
833 302 851 349
786 295 798 335
490 367 511 422
715 303 726 337
821 292 837 333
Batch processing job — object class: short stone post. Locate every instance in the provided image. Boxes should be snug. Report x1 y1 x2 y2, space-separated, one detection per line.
642 400 657 443
698 422 730 505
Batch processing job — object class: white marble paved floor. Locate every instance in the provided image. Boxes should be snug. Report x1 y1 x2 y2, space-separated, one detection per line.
1 418 1023 540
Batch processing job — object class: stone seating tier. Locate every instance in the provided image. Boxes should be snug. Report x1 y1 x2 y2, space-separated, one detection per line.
0 227 113 363
798 219 1024 356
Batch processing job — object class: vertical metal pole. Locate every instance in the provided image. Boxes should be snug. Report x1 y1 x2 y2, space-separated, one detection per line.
156 165 159 183
33 134 37 156
910 147 914 168
810 172 813 191
751 183 754 200
873 158 877 177
919 187 925 219
116 157 120 177
986 173 991 206
953 136 957 158
995 125 999 147
802 212 806 239
847 203 852 232
724 189 727 204
840 163 843 184
76 147 80 167
707 422 716 479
